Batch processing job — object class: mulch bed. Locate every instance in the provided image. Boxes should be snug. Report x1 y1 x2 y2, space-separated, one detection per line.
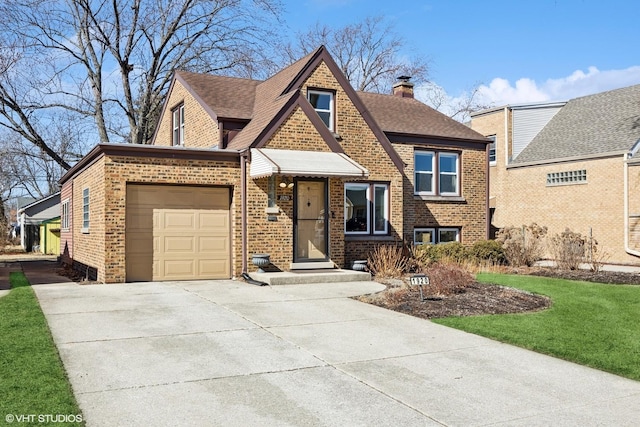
358 280 551 319
357 267 639 319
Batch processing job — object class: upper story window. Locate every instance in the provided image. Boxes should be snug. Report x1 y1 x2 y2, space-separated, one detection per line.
414 151 460 196
82 188 90 232
307 90 334 131
488 135 496 165
172 104 184 146
345 182 389 235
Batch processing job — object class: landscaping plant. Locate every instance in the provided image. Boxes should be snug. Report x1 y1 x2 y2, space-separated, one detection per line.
549 228 585 270
497 223 548 267
367 243 409 278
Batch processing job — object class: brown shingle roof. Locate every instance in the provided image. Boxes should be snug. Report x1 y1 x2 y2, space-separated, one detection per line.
175 47 486 150
226 50 318 150
176 71 260 120
358 92 488 142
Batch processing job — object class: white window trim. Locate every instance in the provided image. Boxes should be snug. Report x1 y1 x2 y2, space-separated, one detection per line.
172 104 184 146
307 90 334 131
414 151 435 195
373 184 389 235
345 183 370 235
488 135 497 166
439 152 460 196
61 199 70 231
414 227 461 245
414 228 436 245
82 188 90 233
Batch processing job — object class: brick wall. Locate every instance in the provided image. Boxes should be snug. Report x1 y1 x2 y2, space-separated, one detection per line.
154 80 219 148
394 143 488 246
470 108 508 229
67 153 242 283
502 156 640 265
70 157 106 280
302 61 404 265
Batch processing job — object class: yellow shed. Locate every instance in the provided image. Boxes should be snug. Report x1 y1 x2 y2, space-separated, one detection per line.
39 217 61 255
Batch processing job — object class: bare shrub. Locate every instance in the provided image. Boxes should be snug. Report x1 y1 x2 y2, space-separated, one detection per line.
424 262 474 296
585 234 610 273
497 223 548 267
550 229 585 270
367 244 409 278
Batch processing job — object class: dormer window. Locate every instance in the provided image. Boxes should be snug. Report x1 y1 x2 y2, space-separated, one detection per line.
172 104 184 146
308 90 334 131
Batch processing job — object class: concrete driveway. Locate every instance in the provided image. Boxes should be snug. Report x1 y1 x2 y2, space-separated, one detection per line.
34 280 640 426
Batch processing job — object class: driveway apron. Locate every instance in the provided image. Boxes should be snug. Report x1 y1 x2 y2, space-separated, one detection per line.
34 280 640 427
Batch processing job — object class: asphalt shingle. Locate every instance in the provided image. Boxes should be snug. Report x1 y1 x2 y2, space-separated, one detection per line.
514 85 640 163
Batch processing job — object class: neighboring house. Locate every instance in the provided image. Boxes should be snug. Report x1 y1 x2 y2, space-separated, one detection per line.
59 46 489 283
471 84 640 265
18 192 61 253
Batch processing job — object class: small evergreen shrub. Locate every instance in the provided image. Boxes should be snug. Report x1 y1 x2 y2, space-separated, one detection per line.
468 239 506 264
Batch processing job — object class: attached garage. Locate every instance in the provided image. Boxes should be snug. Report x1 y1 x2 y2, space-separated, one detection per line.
126 184 231 282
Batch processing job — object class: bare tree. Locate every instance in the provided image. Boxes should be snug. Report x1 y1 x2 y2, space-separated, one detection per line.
282 16 429 93
0 0 283 166
418 81 493 123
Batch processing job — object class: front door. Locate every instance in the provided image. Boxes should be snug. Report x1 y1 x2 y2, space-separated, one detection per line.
294 179 328 262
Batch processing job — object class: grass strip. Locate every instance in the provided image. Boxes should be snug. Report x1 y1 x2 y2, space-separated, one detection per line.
0 272 84 426
433 273 640 381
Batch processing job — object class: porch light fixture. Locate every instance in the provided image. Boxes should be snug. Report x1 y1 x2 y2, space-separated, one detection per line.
279 177 294 188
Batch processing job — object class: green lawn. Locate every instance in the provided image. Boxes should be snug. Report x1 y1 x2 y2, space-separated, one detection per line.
434 273 640 381
0 272 84 426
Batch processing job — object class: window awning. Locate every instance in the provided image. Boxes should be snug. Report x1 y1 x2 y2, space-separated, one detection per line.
250 148 369 178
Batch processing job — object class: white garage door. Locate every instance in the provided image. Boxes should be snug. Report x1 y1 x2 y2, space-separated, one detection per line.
126 185 230 281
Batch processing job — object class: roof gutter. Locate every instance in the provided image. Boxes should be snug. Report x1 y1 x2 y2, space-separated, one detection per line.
624 152 640 258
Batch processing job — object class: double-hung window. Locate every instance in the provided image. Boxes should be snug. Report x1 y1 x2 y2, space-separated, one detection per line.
414 227 460 245
172 104 184 146
82 188 90 232
345 183 389 235
308 90 334 131
414 151 459 196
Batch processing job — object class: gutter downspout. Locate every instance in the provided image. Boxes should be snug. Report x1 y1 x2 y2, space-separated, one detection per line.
623 153 640 257
504 106 509 165
241 152 248 273
486 138 490 239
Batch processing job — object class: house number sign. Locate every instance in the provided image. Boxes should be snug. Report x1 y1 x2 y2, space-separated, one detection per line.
277 195 291 201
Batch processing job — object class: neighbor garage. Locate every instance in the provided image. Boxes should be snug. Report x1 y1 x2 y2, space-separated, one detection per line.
126 184 231 281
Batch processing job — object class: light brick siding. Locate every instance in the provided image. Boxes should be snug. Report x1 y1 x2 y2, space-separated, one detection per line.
628 163 640 252
470 109 509 230
502 156 640 265
154 80 219 148
394 143 488 246
70 157 106 279
66 153 241 283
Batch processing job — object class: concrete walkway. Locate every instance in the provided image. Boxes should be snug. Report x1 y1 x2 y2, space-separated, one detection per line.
32 276 640 426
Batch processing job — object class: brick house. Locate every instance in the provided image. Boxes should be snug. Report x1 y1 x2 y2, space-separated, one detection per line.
471 84 640 265
59 46 489 283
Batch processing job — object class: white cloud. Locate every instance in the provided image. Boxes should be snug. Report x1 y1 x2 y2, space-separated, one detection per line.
476 65 640 106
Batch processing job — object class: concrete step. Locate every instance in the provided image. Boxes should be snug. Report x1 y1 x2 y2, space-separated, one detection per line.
248 269 371 286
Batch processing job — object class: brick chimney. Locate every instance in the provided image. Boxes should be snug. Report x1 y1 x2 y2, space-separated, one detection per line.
392 76 414 98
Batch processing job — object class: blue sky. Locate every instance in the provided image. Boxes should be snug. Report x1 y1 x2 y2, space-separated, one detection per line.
281 0 640 106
